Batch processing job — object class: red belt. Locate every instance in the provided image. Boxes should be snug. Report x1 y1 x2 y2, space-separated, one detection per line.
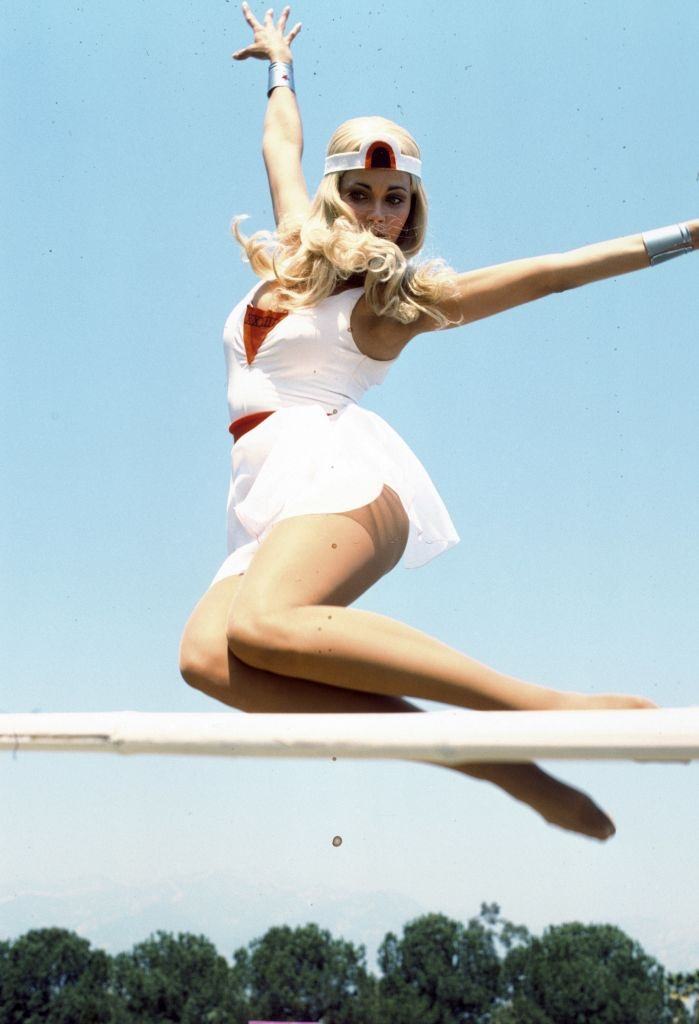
229 408 336 442
228 411 275 442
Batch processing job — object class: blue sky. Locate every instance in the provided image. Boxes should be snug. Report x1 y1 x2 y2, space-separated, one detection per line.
2 0 698 973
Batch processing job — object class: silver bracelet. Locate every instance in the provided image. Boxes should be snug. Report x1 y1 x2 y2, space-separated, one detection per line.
267 61 295 97
642 223 693 266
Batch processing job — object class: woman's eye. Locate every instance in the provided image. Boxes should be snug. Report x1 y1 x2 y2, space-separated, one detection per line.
347 192 404 206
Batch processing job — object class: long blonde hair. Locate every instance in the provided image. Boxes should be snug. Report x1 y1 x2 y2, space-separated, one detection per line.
232 116 459 328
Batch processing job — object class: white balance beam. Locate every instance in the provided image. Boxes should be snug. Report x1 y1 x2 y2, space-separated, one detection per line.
1 708 698 763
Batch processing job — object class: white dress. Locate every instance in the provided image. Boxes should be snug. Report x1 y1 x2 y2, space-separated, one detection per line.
208 281 459 586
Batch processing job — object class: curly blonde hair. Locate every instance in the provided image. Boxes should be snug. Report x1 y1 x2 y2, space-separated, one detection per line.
232 116 460 328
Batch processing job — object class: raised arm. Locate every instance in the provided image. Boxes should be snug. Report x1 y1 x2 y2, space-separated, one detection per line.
233 3 310 227
410 219 699 339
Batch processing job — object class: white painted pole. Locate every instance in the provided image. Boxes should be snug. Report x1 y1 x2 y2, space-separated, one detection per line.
1 708 698 763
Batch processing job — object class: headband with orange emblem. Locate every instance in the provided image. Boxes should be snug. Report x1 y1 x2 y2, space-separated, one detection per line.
323 133 422 180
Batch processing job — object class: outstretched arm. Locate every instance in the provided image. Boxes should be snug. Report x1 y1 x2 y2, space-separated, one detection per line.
233 3 310 227
412 219 699 338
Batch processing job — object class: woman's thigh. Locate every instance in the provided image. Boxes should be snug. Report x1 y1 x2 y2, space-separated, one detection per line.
231 483 410 620
179 486 415 713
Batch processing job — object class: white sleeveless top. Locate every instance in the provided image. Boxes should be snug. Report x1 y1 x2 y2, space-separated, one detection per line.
209 281 460 587
223 283 396 422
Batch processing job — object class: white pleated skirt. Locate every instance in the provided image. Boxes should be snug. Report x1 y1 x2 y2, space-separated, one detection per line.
209 403 459 586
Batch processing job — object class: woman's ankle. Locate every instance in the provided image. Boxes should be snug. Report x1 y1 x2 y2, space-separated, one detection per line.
456 760 544 796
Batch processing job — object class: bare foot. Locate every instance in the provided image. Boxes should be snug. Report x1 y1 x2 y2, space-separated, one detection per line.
523 767 617 841
459 762 617 841
556 692 659 711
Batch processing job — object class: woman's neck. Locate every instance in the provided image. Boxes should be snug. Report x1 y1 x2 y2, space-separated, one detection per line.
335 273 366 293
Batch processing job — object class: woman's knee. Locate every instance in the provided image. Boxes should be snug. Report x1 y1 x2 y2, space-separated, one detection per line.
178 622 223 690
225 604 293 672
179 575 245 689
178 600 229 690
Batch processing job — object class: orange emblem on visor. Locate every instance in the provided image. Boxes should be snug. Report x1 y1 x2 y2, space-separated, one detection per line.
365 140 397 169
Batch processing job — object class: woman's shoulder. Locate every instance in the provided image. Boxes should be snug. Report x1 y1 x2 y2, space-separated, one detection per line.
247 278 362 313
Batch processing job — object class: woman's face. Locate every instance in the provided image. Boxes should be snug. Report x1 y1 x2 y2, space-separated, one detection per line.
339 169 413 243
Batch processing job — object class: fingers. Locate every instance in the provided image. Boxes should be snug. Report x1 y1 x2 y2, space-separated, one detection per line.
234 2 301 61
286 20 302 43
277 5 290 31
240 1 261 30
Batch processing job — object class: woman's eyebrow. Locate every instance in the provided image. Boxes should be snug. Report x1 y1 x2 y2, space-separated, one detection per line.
346 181 409 193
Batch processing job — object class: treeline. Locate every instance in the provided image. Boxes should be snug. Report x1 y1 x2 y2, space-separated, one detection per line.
1 903 697 1023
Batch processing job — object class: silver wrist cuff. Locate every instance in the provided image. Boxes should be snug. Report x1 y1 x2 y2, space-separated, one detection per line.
267 61 295 97
642 223 693 266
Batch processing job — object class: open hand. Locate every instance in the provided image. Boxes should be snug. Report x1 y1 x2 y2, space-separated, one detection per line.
232 3 302 63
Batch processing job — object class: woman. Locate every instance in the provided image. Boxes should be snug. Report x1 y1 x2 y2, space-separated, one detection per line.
179 3 697 840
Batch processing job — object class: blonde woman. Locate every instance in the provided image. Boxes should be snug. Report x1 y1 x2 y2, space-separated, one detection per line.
180 3 697 840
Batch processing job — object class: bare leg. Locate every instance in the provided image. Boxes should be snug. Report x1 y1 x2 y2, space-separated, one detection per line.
234 599 649 711
227 492 657 715
180 571 617 840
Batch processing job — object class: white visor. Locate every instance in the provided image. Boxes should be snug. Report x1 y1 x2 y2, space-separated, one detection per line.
324 133 422 180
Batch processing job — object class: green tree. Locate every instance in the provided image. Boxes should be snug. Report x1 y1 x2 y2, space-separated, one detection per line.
477 902 531 959
232 922 375 1024
499 921 676 1024
376 911 501 1023
666 970 699 1024
0 927 120 1024
112 930 243 1023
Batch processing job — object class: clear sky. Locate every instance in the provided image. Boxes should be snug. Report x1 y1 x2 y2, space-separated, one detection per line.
2 0 698 974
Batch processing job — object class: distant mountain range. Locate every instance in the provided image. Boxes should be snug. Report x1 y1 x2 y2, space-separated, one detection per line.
0 871 427 970
0 871 696 974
